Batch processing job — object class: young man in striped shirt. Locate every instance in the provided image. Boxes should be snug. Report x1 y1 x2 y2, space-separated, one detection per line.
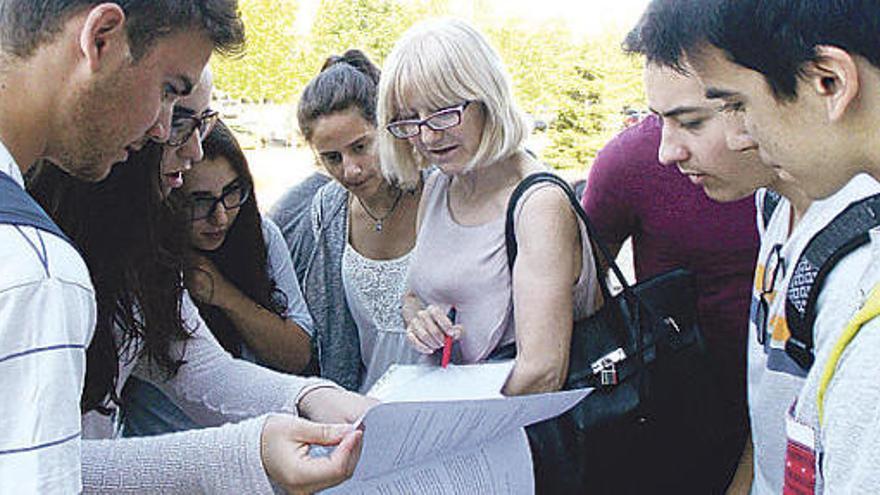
0 2 238 492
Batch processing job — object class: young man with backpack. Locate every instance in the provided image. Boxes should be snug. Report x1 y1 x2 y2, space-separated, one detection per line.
581 59 779 492
0 2 220 491
629 1 880 492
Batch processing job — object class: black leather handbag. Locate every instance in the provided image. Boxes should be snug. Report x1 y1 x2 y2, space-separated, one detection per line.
498 172 727 494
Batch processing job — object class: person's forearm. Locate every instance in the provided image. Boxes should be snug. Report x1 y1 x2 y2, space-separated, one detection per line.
82 416 274 494
216 284 312 373
726 434 754 495
502 353 568 396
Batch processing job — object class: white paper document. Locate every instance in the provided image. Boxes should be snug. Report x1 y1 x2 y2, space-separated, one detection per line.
367 361 516 402
323 362 591 494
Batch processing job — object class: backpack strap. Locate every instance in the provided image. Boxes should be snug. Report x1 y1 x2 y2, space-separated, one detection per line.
0 170 73 244
761 189 782 229
817 282 880 425
784 193 880 370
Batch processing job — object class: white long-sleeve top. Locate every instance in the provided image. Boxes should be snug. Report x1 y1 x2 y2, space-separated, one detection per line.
82 291 334 493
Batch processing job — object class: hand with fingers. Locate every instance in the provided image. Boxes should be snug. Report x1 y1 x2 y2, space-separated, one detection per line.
298 387 379 424
185 254 231 306
260 414 364 495
405 304 463 355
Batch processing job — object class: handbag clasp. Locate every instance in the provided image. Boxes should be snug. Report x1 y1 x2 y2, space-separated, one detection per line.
592 348 626 386
664 317 681 333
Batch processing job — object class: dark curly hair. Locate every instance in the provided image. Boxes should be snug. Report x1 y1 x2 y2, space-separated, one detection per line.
28 142 192 414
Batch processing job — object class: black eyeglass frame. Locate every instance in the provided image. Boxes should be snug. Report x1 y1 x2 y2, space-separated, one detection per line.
386 101 472 139
166 108 220 147
755 243 785 346
187 179 252 221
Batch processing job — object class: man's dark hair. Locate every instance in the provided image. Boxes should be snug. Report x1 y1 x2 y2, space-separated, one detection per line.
629 0 880 101
623 0 715 74
704 0 880 101
0 0 245 60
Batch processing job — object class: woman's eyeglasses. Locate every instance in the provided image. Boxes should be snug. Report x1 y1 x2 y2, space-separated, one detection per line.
187 180 251 221
386 101 471 139
167 108 220 147
755 243 785 345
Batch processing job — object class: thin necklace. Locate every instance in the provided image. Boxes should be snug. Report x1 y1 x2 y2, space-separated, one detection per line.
357 188 404 232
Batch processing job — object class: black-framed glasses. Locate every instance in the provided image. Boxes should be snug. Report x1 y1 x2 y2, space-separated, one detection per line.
167 108 219 147
187 179 251 221
386 101 471 139
756 243 785 345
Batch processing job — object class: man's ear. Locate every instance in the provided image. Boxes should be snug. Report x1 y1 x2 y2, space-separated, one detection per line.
806 45 860 122
78 3 127 73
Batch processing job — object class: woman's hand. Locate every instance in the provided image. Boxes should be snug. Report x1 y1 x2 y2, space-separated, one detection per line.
185 255 234 307
405 304 462 354
261 414 363 495
298 387 379 424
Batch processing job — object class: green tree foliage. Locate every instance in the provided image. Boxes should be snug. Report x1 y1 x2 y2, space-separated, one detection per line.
212 0 306 102
488 25 644 169
542 32 645 169
308 0 448 69
214 0 645 172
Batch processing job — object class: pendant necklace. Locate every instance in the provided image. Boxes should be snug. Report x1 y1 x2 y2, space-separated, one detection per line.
357 188 404 232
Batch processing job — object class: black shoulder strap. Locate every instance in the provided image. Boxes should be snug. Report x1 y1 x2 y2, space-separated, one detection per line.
504 171 627 303
0 170 73 244
762 189 782 228
784 193 880 370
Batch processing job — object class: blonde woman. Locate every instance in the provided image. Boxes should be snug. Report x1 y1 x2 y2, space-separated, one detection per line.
378 18 601 398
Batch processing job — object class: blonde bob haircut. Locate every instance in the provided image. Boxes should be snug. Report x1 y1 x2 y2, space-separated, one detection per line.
378 18 529 188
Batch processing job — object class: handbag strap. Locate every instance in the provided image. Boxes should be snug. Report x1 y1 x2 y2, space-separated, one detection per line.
504 172 632 302
503 171 648 363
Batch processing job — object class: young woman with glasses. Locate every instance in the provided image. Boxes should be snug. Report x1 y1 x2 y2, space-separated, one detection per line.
181 120 313 372
292 49 427 393
27 79 371 492
120 120 316 437
157 69 220 198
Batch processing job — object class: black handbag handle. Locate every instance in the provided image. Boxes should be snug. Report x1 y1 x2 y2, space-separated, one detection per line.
504 172 660 362
505 172 634 301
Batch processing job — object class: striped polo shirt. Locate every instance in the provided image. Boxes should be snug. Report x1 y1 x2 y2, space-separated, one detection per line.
0 145 96 493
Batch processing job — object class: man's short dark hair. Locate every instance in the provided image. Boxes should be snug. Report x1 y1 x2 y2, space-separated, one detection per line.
629 0 880 101
705 0 880 101
0 1 245 60
623 0 714 74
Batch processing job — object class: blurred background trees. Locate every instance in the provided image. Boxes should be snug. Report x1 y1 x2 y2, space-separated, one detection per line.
211 0 646 172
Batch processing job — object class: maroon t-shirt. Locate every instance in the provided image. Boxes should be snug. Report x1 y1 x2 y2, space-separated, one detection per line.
581 115 757 433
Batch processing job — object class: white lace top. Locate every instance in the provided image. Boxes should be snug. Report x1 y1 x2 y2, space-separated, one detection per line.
341 243 424 392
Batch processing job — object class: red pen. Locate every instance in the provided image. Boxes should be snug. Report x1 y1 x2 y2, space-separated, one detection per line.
441 307 456 368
